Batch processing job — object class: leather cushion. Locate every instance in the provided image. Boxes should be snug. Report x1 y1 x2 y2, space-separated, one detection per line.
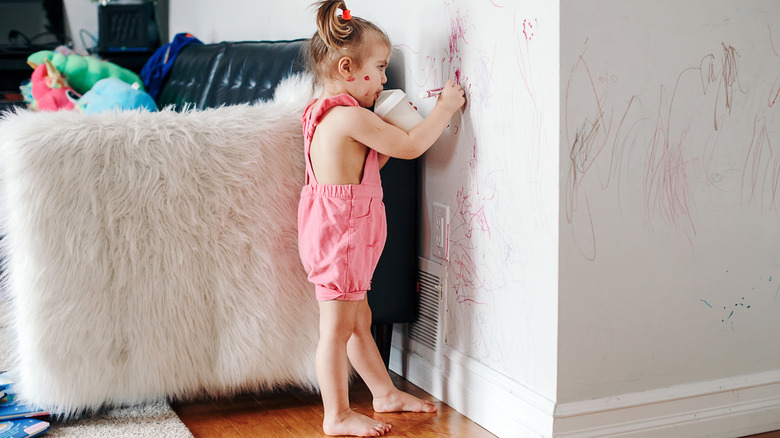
158 39 307 110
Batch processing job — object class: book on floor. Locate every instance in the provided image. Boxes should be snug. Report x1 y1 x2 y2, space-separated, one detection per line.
0 373 47 421
0 395 48 421
0 418 49 438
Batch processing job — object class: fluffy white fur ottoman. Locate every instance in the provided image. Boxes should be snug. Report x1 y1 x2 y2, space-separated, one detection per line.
0 74 319 416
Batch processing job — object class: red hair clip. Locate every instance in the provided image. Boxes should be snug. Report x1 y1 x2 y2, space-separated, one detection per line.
341 9 352 20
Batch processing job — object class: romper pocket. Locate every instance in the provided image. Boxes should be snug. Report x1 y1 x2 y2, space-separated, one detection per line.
349 198 374 224
347 197 384 291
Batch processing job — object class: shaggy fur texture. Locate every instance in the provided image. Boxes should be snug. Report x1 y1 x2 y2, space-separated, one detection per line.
0 74 319 416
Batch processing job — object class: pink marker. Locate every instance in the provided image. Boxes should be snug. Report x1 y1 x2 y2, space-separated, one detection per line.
419 87 444 99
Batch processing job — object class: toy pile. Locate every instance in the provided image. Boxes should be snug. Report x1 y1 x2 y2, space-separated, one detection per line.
19 46 157 115
18 33 203 115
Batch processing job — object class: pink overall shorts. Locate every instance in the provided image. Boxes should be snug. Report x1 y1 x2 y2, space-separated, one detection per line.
297 94 388 301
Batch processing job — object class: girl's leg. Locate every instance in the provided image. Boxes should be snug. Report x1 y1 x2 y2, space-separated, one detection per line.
346 298 438 413
317 300 391 437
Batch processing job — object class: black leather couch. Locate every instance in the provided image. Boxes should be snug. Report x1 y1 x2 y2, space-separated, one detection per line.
156 39 418 366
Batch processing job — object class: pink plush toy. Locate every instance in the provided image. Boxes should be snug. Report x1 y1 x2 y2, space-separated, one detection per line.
30 60 80 111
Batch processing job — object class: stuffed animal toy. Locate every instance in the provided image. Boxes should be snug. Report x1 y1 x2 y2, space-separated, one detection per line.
76 78 158 115
29 59 80 111
27 50 145 95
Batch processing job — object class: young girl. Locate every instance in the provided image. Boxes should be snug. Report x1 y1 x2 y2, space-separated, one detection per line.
298 1 465 436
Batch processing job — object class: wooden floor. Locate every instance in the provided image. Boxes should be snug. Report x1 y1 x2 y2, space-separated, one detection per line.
171 371 496 437
172 372 780 438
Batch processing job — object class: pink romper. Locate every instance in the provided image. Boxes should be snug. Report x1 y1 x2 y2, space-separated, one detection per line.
297 94 388 301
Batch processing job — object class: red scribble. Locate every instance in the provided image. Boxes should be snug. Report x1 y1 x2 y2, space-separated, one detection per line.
741 115 779 211
769 77 780 108
522 18 537 42
643 88 696 236
513 9 538 104
643 44 746 236
448 8 468 62
448 136 496 306
364 75 370 81
563 38 755 257
697 44 746 130
397 4 498 305
768 26 780 108
346 77 355 82
564 41 613 260
769 25 780 57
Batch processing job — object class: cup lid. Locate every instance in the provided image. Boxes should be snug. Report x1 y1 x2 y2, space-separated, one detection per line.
374 89 406 117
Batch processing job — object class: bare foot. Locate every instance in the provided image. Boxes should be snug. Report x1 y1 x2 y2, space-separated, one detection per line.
323 409 392 437
373 389 438 413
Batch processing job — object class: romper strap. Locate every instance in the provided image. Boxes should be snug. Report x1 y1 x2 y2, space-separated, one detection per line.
360 149 382 187
301 99 318 185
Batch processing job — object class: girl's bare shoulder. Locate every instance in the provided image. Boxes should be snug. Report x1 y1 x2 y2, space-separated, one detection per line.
317 105 376 135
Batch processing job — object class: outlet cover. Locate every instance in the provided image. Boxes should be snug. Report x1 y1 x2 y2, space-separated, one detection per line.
432 203 450 261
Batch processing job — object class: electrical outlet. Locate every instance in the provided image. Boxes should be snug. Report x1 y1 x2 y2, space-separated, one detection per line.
432 203 450 261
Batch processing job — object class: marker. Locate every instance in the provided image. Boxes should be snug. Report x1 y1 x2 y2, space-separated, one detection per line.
419 87 444 99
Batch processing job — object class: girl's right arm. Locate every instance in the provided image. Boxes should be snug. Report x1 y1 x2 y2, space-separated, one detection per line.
346 80 466 160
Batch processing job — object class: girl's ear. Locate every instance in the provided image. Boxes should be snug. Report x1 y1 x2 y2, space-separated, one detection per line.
338 56 353 80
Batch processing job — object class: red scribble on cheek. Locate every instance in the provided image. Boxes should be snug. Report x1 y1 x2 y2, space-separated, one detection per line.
347 77 356 82
364 75 371 81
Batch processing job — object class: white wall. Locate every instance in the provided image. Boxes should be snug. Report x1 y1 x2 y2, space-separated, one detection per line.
559 0 780 402
169 0 315 43
63 0 98 53
556 1 780 436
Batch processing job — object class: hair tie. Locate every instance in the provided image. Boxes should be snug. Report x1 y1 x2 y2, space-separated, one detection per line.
341 9 352 20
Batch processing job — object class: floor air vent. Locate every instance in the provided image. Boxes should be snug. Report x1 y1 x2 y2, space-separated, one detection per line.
409 262 443 350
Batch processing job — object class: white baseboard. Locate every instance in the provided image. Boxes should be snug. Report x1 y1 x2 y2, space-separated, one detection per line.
391 328 780 438
553 369 780 438
389 327 556 438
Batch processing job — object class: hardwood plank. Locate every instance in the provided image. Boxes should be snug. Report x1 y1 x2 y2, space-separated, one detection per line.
271 406 330 437
171 372 498 438
227 409 295 438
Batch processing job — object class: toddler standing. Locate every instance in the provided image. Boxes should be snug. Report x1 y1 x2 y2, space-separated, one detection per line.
298 1 465 436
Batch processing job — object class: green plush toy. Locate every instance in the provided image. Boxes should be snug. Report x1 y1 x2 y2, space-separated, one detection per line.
27 50 145 95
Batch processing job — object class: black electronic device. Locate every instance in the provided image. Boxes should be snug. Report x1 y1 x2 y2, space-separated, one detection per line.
0 0 67 107
97 2 159 53
0 0 66 52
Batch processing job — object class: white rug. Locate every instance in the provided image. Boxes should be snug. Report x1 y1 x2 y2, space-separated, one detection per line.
0 73 319 417
0 300 193 437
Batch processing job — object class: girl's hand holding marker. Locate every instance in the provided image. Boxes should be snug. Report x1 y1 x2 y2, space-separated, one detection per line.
420 81 466 109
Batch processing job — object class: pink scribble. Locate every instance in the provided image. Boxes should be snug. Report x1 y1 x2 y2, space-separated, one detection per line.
449 137 496 306
448 8 468 62
392 43 419 55
397 4 497 306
